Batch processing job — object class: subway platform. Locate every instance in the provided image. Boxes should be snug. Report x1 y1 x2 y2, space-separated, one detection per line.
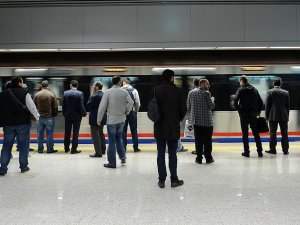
1 142 300 225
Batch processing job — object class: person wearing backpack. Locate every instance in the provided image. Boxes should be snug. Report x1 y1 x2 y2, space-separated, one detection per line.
150 69 186 188
122 78 141 152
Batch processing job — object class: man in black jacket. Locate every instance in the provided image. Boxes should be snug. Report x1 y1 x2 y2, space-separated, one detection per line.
86 82 107 158
265 77 290 155
0 77 39 176
234 75 264 158
151 69 187 188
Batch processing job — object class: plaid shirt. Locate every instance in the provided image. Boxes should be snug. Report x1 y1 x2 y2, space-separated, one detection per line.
187 88 215 127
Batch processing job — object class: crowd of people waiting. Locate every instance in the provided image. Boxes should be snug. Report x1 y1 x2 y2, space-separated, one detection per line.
0 70 290 189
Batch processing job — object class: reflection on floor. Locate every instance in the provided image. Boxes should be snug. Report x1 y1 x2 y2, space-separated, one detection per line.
1 143 300 225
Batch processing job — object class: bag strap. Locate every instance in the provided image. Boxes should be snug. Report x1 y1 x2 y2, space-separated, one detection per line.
8 89 31 114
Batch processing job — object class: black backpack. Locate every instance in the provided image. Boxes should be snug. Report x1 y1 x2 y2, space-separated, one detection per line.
147 88 160 123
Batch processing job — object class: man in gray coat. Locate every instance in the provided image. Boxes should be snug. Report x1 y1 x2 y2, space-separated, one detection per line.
265 77 290 155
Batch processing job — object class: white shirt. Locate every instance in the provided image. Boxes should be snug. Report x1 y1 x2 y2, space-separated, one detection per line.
122 84 141 112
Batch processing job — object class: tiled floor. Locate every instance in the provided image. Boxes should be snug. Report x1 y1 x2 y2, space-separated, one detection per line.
1 143 300 225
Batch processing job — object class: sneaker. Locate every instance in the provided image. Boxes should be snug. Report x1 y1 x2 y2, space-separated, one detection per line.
121 159 126 165
158 181 165 188
21 167 30 173
171 179 184 188
242 152 250 158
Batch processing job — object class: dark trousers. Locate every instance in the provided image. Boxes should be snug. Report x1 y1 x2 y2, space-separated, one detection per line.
122 111 139 151
90 124 106 156
194 126 213 161
156 139 178 182
64 119 81 151
269 121 289 152
240 113 262 153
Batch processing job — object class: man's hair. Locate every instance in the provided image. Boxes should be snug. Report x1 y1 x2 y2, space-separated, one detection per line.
94 82 103 90
11 76 23 88
162 69 174 81
199 79 208 86
5 81 11 89
240 75 248 85
70 80 79 88
42 80 49 88
273 77 282 86
112 76 121 85
194 78 200 87
123 77 131 84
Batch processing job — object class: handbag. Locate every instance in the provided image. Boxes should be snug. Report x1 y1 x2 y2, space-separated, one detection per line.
147 88 160 123
184 120 194 138
8 89 36 122
257 117 269 133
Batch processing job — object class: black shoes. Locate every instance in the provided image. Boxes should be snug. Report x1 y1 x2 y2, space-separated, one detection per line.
47 150 58 154
21 167 30 173
258 152 263 158
121 159 126 165
283 151 289 155
71 150 81 154
206 157 215 164
195 158 202 164
89 153 102 158
242 152 250 158
0 171 7 176
178 146 188 152
171 179 184 188
265 150 277 154
158 181 165 188
134 148 141 153
104 163 116 169
65 148 70 153
191 151 197 155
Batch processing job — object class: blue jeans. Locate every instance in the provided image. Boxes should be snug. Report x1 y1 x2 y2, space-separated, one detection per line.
156 139 179 182
122 111 139 151
37 117 55 153
0 124 31 173
107 123 126 167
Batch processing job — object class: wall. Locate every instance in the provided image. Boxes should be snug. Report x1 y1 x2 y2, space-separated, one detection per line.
0 4 300 49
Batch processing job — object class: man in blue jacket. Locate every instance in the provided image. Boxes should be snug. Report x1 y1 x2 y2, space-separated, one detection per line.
86 82 107 158
62 80 86 154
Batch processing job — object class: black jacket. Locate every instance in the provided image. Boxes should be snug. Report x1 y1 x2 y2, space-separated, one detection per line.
0 87 31 126
150 81 186 140
265 87 289 122
234 84 263 114
86 91 107 126
62 89 86 121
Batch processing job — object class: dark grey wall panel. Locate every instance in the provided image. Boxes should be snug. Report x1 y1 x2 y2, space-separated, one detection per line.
138 5 190 42
32 7 84 43
245 5 298 41
84 6 137 43
191 5 244 41
0 8 31 43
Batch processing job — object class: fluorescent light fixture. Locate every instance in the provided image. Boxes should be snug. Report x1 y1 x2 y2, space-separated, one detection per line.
269 47 300 49
112 48 163 51
164 47 215 50
9 49 58 52
0 49 8 52
291 66 300 70
152 67 217 74
217 47 268 50
59 48 110 51
15 68 48 72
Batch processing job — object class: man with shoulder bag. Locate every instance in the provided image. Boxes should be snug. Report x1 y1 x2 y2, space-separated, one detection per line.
0 77 39 176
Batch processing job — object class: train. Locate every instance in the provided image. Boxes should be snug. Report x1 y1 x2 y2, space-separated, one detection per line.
1 64 300 144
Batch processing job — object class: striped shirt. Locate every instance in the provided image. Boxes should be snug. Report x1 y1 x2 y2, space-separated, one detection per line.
187 88 215 127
